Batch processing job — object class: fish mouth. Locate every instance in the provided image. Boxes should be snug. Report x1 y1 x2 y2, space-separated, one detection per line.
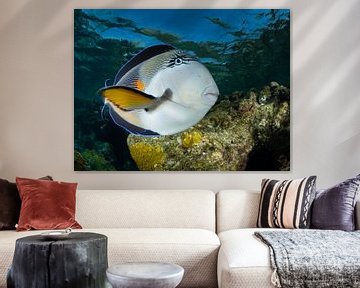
202 86 219 106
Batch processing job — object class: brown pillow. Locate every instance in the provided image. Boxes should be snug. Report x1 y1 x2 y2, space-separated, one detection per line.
16 177 82 231
0 176 53 230
0 179 20 230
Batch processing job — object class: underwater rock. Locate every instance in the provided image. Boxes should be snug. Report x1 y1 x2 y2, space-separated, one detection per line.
127 83 290 171
256 82 290 104
126 143 165 171
74 151 86 171
271 83 290 102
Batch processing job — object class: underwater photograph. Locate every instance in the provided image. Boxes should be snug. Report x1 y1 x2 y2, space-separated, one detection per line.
74 9 290 171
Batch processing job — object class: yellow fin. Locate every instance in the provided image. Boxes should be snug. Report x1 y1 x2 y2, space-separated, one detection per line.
101 86 155 111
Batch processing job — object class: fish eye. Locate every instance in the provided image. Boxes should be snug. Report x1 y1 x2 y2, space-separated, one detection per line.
175 58 183 65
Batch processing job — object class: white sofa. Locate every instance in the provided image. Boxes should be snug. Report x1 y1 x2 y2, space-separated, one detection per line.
1 189 359 288
0 190 220 288
216 190 360 288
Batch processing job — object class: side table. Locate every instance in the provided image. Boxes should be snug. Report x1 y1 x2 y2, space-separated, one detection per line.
106 262 184 288
7 232 108 288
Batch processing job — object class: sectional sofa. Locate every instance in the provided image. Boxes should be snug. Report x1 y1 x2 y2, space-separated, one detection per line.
0 189 359 288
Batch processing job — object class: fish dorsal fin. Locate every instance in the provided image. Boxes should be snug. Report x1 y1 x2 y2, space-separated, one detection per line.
113 44 175 85
116 65 145 91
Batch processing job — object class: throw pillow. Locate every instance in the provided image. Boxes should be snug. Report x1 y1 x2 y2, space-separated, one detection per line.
257 176 317 229
0 179 20 230
0 176 53 230
311 174 360 231
16 177 82 231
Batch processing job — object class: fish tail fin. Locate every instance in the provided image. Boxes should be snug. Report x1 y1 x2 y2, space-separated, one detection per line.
104 79 111 87
90 89 106 113
97 79 112 101
100 103 108 120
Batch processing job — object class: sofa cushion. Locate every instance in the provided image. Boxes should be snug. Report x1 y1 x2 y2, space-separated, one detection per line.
216 190 260 233
218 228 278 288
0 228 220 288
0 176 53 230
105 228 219 288
16 177 82 231
257 176 317 228
311 174 360 231
76 190 216 231
0 179 20 230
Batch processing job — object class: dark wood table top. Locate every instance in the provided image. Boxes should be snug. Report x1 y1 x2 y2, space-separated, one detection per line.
16 232 107 244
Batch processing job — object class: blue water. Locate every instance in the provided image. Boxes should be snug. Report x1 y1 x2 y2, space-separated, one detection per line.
86 9 273 44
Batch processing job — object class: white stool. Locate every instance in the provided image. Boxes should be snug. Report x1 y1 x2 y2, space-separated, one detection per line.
106 262 184 288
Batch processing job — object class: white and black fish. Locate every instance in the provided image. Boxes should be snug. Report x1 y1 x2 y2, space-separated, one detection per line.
99 44 219 136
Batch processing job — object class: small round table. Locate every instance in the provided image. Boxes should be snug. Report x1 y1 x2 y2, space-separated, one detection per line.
7 232 108 288
106 262 184 288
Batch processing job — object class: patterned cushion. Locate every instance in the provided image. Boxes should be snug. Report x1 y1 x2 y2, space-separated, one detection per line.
257 176 316 229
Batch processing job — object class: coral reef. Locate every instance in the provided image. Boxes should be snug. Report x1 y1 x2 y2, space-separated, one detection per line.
74 149 115 171
181 131 203 149
128 143 165 171
127 82 290 171
246 83 290 171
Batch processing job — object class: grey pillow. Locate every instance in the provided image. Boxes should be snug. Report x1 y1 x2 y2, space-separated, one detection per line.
311 174 360 231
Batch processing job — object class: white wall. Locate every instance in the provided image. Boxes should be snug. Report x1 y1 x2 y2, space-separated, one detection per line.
0 0 359 190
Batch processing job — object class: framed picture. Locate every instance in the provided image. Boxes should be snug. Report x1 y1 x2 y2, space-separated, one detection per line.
74 9 290 171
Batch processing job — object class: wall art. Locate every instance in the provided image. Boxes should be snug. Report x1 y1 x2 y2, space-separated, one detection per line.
74 9 290 171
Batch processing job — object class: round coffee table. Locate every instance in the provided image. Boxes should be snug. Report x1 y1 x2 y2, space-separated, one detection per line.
106 262 184 288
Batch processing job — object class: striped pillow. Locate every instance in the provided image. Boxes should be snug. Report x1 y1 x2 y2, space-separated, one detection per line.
257 176 317 229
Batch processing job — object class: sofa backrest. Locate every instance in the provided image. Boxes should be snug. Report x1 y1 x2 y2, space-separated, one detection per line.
217 190 360 232
216 190 260 233
76 190 216 231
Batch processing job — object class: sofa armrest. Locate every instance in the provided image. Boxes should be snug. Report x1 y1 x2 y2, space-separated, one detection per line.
356 200 360 230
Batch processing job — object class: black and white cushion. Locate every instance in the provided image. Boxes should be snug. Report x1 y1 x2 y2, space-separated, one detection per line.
257 176 317 229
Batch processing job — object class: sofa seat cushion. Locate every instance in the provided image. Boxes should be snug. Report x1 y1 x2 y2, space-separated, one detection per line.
218 228 282 288
102 228 220 288
0 228 219 288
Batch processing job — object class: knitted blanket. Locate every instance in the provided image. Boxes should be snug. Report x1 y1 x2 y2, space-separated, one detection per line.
255 230 360 288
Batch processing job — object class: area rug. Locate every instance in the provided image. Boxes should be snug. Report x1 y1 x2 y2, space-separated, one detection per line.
255 230 360 288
